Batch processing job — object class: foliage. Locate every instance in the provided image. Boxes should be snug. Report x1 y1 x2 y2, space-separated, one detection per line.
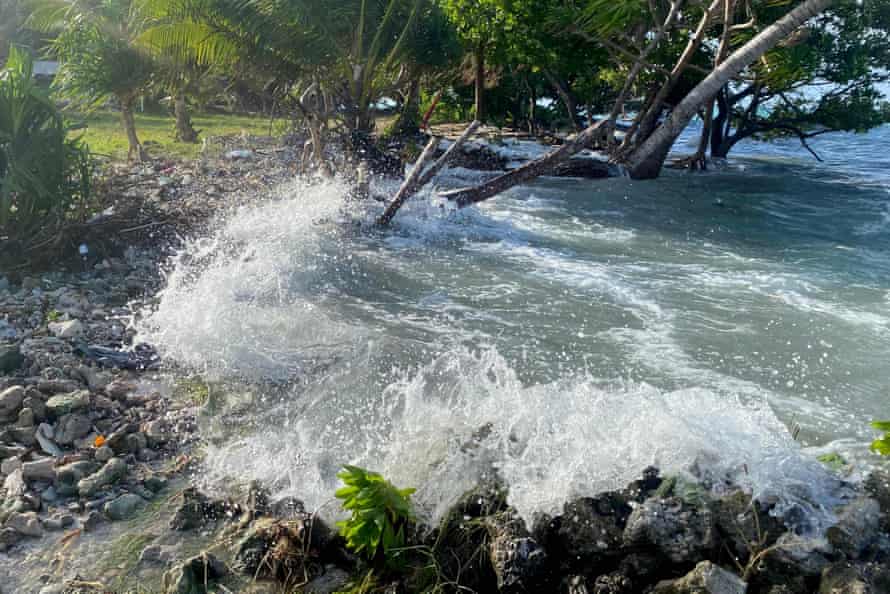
335 465 416 566
0 47 92 240
871 421 890 456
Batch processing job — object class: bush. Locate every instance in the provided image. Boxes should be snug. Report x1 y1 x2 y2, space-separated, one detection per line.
0 47 92 246
335 465 416 567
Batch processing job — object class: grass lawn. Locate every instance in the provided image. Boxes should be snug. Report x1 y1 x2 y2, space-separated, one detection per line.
69 109 281 161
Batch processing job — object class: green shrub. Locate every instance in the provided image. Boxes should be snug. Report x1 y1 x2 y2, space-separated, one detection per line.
0 47 92 243
871 421 890 456
335 465 416 566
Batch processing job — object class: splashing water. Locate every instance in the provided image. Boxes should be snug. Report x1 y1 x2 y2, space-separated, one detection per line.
139 128 890 530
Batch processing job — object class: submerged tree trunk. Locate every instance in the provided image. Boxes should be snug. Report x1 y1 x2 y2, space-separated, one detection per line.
474 41 485 122
119 94 147 162
626 0 833 179
174 93 199 143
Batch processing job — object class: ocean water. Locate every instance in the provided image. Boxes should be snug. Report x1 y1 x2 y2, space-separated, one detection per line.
138 125 890 529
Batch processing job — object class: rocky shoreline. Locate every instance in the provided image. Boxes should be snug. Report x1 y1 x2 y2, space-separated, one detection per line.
1 135 889 593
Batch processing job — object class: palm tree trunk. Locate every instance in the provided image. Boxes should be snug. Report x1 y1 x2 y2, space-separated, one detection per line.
174 93 199 143
474 41 485 122
119 94 146 162
626 0 833 179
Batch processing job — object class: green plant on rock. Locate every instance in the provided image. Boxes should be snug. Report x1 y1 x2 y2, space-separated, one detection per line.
871 421 890 456
335 465 415 566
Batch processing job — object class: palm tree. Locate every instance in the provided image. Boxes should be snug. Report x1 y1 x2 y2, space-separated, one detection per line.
30 0 155 161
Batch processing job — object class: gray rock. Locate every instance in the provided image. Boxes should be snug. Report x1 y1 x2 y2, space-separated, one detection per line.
35 424 63 457
3 468 25 500
5 511 43 537
21 457 55 482
623 497 715 564
863 470 890 532
653 561 747 594
17 407 35 427
819 562 890 594
139 544 174 566
54 413 92 445
77 457 127 497
143 418 170 446
82 510 106 532
535 492 632 564
144 475 168 493
48 319 84 339
125 432 148 453
103 493 145 521
0 385 24 419
23 395 47 422
485 511 547 592
305 566 352 594
94 445 113 463
0 527 20 552
45 390 89 417
1 456 21 475
54 460 98 496
163 552 228 594
826 497 881 559
0 344 23 374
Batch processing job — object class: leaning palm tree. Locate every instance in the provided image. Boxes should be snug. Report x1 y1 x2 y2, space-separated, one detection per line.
30 0 155 161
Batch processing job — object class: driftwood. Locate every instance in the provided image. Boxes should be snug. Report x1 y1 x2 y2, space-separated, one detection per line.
440 120 608 208
377 120 481 226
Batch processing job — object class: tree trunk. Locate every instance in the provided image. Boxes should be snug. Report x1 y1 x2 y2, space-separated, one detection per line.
174 93 199 143
544 69 583 132
474 41 485 122
119 95 146 162
390 74 422 137
626 0 833 179
441 120 608 207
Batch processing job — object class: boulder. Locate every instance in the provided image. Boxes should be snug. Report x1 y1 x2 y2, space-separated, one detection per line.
45 391 90 418
103 493 145 521
623 497 715 565
485 511 547 592
653 561 747 594
77 457 127 497
163 552 228 594
0 344 23 374
54 413 92 445
0 386 24 419
825 497 881 559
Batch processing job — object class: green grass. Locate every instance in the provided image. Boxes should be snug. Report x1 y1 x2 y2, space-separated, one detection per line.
68 109 282 161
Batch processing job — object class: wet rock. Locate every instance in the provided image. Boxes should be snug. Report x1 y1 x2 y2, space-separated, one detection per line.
54 413 92 445
48 319 84 339
305 566 352 594
652 561 746 594
163 552 228 594
0 443 27 460
818 561 890 594
749 535 829 593
534 491 631 570
77 457 127 497
591 571 634 594
125 431 148 453
45 390 89 418
104 493 145 520
21 457 55 482
143 418 170 446
623 496 715 564
170 488 233 531
0 344 23 374
82 510 106 532
625 466 664 502
863 470 890 532
485 511 547 592
825 497 881 559
234 516 333 580
5 511 43 537
0 385 24 419
711 490 785 560
42 514 74 531
144 474 168 494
